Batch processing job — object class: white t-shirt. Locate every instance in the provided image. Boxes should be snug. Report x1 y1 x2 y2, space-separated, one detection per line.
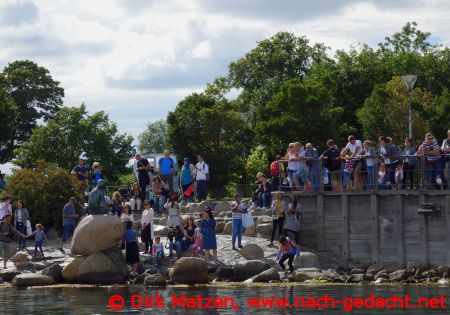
195 161 209 181
121 213 134 222
0 202 12 220
345 140 363 156
287 152 300 171
379 146 391 164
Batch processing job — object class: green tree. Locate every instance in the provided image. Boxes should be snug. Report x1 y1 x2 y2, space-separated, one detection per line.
167 93 251 197
138 119 171 154
0 60 64 162
14 104 133 182
5 161 83 230
0 89 17 162
245 147 268 179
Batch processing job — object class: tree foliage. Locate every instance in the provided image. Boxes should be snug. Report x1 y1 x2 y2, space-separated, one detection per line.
14 104 133 182
0 60 64 162
5 161 83 230
138 119 171 154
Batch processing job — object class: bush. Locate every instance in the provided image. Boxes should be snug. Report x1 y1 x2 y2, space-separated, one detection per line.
5 160 83 231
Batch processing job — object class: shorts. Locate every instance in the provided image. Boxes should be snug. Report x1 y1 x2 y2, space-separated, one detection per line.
329 170 342 182
354 160 363 172
62 225 75 243
0 241 13 259
293 168 309 182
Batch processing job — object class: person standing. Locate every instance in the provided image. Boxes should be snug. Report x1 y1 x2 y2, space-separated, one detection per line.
231 194 247 250
28 224 47 257
341 135 364 191
320 140 342 191
195 155 209 201
0 213 26 269
14 200 29 251
71 159 89 198
165 198 181 228
0 196 12 221
420 132 447 189
141 200 154 254
181 158 196 201
123 221 140 276
403 138 416 190
270 155 285 191
59 197 79 253
441 130 450 183
305 143 320 192
91 162 103 188
158 150 175 192
360 141 377 190
200 208 218 264
270 192 287 246
135 154 151 201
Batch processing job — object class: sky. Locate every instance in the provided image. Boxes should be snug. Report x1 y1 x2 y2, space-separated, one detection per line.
0 0 450 154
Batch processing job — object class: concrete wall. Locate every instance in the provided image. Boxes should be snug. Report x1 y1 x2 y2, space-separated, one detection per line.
289 191 450 268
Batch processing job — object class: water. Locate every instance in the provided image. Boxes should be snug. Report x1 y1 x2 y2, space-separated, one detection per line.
0 285 449 314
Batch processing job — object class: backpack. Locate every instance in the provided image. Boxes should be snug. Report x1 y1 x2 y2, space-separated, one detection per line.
203 163 210 181
270 161 280 176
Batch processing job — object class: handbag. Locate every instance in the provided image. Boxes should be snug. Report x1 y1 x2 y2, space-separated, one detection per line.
283 215 299 232
241 212 254 228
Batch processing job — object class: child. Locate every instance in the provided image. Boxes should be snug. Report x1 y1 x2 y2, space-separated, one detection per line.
107 203 114 215
167 225 183 258
123 221 139 276
192 223 204 257
28 223 47 257
152 236 164 266
276 235 300 279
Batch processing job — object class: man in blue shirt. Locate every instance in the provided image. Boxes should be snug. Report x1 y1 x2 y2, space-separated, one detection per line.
158 150 175 192
71 159 89 200
59 197 79 253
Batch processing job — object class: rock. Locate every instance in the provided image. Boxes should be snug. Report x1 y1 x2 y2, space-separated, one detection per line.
431 277 440 282
423 269 439 278
71 215 125 256
216 265 233 278
159 217 167 226
293 252 319 269
62 257 86 283
245 268 280 283
389 269 407 282
0 269 21 282
169 257 208 285
12 274 55 287
294 268 323 282
145 267 159 275
367 263 383 275
225 211 232 218
374 277 388 284
33 262 47 271
364 273 374 281
133 273 148 285
180 206 190 213
14 262 35 271
346 274 366 283
375 269 390 279
233 260 271 281
154 225 168 236
207 263 218 274
406 261 421 269
256 223 272 236
215 222 225 234
103 247 129 278
244 225 256 236
189 203 198 212
196 201 214 213
46 228 59 240
214 201 231 213
438 278 450 285
11 252 30 264
145 274 167 286
41 264 64 283
223 222 232 234
350 268 365 275
257 216 272 224
240 244 264 259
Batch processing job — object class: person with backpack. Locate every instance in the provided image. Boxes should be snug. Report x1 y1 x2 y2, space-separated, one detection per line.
195 154 209 201
158 150 175 193
270 155 285 191
320 140 342 191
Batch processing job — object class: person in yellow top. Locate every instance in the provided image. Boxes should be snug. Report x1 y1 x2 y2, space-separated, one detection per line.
270 192 287 246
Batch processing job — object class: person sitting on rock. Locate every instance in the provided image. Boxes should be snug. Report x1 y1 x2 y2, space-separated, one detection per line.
121 220 140 276
192 222 204 257
87 179 107 214
167 225 183 258
0 213 26 269
277 235 300 278
152 236 164 266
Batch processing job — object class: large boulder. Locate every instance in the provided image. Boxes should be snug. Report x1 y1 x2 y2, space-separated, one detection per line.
71 215 125 256
103 247 129 277
11 251 30 264
159 217 168 226
215 222 225 234
0 269 21 282
293 252 319 269
145 274 167 287
169 257 208 285
241 244 264 259
256 223 272 236
244 268 280 283
216 265 234 278
12 274 55 287
62 251 128 284
214 202 231 214
41 264 63 283
294 268 323 282
233 260 271 281
196 201 214 213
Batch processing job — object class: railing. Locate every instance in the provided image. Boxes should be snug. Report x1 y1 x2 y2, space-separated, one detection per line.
271 154 450 192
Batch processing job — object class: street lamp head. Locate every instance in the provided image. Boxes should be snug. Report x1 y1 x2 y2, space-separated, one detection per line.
401 75 417 91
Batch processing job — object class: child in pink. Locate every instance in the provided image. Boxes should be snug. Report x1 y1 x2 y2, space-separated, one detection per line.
192 226 204 256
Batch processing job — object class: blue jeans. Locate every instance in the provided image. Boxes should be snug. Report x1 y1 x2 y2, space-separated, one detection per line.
154 251 164 266
232 218 243 247
35 240 43 255
259 192 272 208
62 225 75 243
16 223 27 249
381 162 398 189
424 161 447 189
169 241 181 255
309 169 320 192
293 168 309 182
366 166 376 190
288 169 296 188
196 180 208 201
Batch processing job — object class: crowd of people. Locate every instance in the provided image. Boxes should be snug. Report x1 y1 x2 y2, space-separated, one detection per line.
265 131 450 194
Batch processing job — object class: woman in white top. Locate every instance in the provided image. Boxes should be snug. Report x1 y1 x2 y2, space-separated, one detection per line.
120 203 134 222
141 200 154 254
165 198 181 227
0 196 12 220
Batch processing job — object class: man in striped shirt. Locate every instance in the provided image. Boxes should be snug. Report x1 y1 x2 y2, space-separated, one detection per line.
421 132 447 189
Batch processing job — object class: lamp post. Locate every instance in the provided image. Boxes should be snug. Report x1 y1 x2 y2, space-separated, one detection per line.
401 75 417 139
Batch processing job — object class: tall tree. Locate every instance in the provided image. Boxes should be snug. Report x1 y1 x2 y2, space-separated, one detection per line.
138 119 171 154
0 60 64 162
14 104 133 182
0 88 17 162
